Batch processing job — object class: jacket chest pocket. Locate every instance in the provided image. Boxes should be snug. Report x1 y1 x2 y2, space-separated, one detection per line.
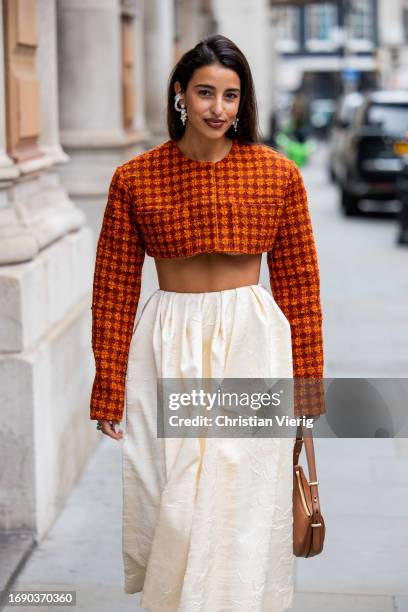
232 200 280 251
136 202 196 249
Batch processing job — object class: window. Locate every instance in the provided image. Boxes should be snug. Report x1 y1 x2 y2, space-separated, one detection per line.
403 7 408 44
305 3 338 51
366 104 408 133
348 0 375 51
272 7 300 53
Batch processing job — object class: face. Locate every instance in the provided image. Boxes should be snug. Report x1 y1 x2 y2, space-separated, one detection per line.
174 63 241 140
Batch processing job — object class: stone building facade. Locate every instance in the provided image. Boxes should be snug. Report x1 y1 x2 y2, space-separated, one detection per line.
0 0 91 545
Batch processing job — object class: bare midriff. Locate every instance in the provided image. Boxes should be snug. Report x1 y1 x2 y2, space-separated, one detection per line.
154 252 263 293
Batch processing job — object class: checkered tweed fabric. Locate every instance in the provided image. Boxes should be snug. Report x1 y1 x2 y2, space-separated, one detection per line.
266 161 325 417
90 167 145 422
90 138 325 421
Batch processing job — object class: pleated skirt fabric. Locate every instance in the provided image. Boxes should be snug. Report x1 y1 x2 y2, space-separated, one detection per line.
122 283 297 612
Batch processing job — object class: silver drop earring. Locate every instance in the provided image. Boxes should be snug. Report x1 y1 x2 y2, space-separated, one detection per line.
174 93 187 126
233 116 239 132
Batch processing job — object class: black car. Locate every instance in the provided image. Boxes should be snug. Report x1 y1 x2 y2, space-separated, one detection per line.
330 90 408 216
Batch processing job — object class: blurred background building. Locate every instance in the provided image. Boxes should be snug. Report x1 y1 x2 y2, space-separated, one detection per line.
1 0 407 561
271 0 408 95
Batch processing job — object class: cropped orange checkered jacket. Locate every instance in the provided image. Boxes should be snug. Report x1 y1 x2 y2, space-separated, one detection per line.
90 138 325 422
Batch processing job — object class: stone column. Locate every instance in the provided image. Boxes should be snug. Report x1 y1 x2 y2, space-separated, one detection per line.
38 0 69 164
144 0 175 141
176 0 201 54
58 0 123 138
57 0 149 232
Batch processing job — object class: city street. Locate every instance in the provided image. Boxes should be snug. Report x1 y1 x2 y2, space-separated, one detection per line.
2 143 408 612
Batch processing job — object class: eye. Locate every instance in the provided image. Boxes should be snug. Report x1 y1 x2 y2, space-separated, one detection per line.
197 90 239 99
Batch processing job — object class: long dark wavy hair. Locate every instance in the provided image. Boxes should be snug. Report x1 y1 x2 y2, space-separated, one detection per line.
167 34 260 144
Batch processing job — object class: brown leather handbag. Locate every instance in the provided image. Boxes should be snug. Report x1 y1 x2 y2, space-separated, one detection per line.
293 424 326 557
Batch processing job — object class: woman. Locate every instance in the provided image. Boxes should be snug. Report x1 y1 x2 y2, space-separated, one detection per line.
90 34 324 612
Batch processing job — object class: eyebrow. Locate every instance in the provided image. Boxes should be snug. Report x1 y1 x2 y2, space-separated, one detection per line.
194 83 240 92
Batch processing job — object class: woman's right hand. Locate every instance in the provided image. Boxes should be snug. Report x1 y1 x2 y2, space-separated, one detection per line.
98 419 124 441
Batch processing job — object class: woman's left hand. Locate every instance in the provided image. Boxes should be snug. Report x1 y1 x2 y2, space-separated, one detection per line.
97 419 124 441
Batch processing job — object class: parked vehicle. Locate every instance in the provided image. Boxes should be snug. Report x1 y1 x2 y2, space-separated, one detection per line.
329 90 408 216
327 92 364 182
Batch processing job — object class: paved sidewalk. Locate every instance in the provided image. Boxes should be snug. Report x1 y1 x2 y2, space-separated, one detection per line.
1 437 141 612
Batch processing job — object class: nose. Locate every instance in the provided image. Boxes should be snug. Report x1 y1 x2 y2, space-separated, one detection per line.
211 95 224 116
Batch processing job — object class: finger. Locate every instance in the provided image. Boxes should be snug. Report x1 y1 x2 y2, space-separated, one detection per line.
101 420 123 440
111 420 124 438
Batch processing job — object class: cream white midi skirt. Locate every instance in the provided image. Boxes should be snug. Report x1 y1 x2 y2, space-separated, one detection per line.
122 283 297 612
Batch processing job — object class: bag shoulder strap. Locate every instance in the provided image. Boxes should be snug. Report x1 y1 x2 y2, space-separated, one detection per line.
294 424 324 536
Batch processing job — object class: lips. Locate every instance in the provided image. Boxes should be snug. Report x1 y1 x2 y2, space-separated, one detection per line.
205 119 225 127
